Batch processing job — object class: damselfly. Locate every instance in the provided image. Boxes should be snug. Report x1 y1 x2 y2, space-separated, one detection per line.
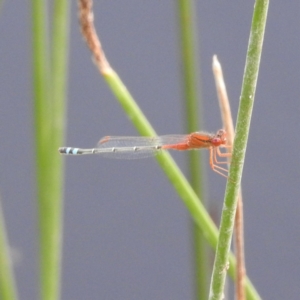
59 129 231 177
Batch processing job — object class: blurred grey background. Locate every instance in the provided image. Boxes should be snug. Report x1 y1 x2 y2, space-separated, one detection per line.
0 1 299 299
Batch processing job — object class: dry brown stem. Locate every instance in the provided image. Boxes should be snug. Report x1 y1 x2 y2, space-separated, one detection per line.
212 55 246 300
78 0 111 73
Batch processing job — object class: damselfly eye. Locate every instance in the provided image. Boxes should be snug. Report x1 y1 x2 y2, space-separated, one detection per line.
217 129 224 137
212 137 221 143
216 129 226 141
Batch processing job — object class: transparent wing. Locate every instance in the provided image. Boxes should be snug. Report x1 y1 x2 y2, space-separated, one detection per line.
95 135 188 159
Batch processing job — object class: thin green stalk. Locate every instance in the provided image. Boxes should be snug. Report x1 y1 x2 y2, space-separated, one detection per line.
31 0 51 145
176 1 207 299
31 0 69 299
31 5 52 298
0 200 18 300
208 1 269 299
31 0 52 295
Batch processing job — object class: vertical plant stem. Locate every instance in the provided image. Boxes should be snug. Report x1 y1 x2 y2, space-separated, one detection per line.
176 1 207 299
31 0 51 145
0 200 18 300
43 1 70 299
208 1 269 299
31 2 52 297
31 0 70 299
31 1 52 297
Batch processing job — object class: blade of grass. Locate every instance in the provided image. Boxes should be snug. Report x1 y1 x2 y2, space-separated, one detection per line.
208 1 269 299
77 1 261 299
40 0 70 299
31 0 70 299
30 2 53 297
0 199 18 300
31 0 51 144
176 1 208 299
